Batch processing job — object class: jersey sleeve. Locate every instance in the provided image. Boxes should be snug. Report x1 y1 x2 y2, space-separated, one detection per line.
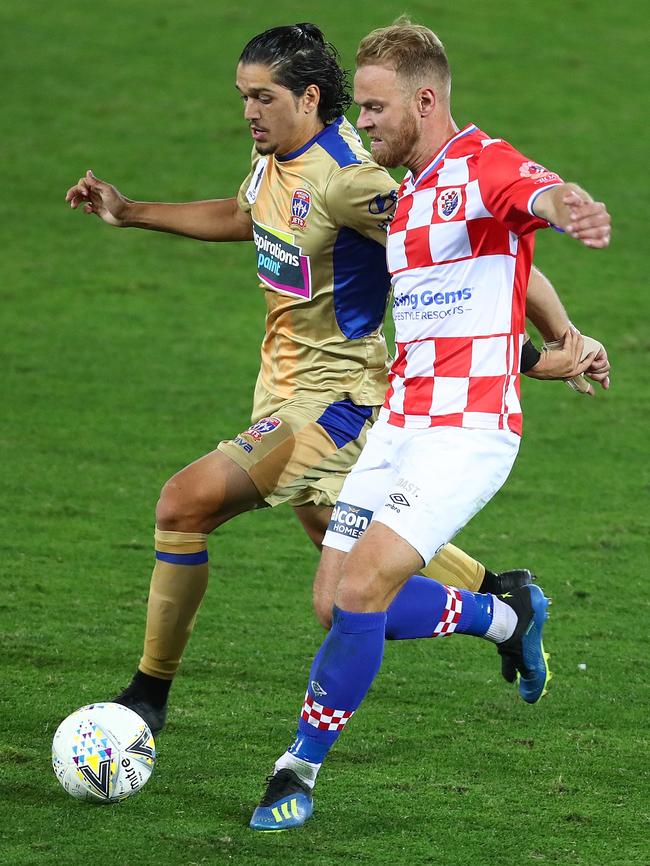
476 140 564 236
236 173 252 213
324 162 398 247
236 146 264 214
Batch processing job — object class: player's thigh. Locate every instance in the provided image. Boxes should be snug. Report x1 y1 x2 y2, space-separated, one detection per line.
308 422 399 620
157 449 265 532
322 419 400 554
373 426 521 565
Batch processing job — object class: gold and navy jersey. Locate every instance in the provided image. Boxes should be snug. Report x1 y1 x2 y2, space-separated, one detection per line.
236 117 397 406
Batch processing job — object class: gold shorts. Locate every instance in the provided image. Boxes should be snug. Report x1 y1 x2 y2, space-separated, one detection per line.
218 381 378 508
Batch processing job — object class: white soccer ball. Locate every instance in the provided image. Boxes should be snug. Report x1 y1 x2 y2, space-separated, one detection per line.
52 702 156 802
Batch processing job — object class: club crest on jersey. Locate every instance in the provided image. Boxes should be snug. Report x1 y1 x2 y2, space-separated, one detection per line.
290 188 311 228
437 187 463 221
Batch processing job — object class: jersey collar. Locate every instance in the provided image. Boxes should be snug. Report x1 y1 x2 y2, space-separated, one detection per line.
410 124 478 190
275 117 343 162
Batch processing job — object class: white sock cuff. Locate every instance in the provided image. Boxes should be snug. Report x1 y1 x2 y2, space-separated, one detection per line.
484 594 517 643
274 751 321 789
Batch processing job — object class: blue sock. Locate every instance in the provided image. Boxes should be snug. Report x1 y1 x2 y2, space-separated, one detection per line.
289 606 386 765
385 575 493 639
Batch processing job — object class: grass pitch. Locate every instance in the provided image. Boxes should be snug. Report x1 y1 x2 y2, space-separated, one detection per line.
1 2 648 864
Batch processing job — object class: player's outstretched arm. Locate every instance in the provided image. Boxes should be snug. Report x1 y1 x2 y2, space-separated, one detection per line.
531 183 611 248
65 170 253 242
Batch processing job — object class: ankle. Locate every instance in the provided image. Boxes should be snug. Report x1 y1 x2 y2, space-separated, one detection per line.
132 670 172 706
275 751 321 789
483 595 517 643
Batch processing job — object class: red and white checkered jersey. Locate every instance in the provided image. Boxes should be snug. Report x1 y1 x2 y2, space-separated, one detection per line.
382 124 563 435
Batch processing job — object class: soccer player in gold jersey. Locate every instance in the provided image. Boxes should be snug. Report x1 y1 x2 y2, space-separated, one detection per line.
65 23 610 734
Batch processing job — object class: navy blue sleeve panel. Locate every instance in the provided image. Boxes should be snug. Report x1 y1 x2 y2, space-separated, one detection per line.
332 228 392 340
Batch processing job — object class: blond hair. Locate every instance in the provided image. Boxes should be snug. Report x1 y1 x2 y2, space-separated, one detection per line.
356 17 451 99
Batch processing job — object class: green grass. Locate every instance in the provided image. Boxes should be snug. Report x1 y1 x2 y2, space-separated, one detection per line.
1 1 648 864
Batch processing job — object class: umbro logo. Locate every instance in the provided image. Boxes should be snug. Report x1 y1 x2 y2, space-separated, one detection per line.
389 493 410 506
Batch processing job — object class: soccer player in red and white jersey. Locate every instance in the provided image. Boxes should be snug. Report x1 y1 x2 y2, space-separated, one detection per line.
250 19 610 830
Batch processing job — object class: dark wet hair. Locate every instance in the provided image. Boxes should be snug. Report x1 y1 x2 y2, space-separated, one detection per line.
238 23 352 123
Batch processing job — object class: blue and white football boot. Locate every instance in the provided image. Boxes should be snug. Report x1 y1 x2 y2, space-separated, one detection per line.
497 584 552 703
250 769 314 831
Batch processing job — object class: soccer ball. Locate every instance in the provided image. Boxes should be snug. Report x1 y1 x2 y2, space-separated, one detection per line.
52 702 156 802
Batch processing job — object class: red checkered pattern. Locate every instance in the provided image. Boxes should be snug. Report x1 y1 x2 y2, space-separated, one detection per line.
432 586 463 637
301 692 354 732
384 124 563 436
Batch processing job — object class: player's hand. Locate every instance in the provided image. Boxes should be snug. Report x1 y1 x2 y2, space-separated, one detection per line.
527 329 596 388
564 190 611 249
582 344 611 391
539 331 609 395
65 170 131 226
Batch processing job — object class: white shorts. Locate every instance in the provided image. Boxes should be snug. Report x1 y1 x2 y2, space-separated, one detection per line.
323 419 520 564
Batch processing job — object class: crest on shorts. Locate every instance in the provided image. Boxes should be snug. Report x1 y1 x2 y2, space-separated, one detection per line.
241 416 282 444
247 416 282 437
437 187 463 221
290 188 311 228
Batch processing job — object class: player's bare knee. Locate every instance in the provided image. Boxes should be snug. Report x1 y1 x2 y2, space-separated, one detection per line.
155 480 188 530
335 570 383 613
155 477 215 533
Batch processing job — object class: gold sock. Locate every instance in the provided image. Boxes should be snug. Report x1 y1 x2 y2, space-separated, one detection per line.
139 528 209 680
421 543 485 592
